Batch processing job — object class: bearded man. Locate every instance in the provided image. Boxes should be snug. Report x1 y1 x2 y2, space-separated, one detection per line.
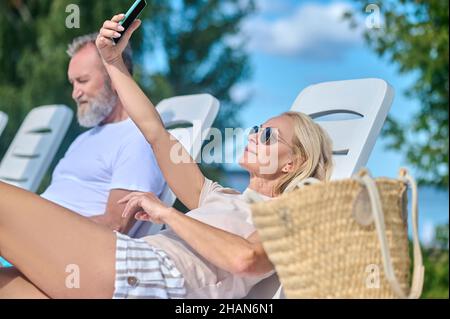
40 33 165 234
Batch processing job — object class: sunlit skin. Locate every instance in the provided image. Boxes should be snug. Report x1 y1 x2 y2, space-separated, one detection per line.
68 44 105 109
239 115 297 197
68 43 128 125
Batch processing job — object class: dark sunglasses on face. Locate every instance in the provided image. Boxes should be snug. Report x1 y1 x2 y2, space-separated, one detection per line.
249 126 290 146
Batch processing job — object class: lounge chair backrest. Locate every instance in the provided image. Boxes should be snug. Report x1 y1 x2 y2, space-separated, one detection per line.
0 105 73 192
0 111 8 138
292 78 394 180
244 78 394 299
127 94 220 238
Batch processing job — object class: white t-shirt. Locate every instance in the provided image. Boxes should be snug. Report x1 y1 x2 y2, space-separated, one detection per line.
41 118 165 217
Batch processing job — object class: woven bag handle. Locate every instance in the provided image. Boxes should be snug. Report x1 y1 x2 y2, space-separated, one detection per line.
355 169 425 299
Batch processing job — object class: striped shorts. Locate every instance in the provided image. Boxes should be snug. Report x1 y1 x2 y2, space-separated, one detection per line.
113 232 186 299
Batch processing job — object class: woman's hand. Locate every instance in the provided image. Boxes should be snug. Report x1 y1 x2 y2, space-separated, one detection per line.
118 192 173 224
95 13 142 66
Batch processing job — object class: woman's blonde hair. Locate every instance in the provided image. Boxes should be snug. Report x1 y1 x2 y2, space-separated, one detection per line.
274 111 334 195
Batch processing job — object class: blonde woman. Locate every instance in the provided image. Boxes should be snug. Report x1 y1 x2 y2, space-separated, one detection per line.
0 15 333 299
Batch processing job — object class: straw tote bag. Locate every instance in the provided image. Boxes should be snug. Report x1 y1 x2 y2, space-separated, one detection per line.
250 168 425 299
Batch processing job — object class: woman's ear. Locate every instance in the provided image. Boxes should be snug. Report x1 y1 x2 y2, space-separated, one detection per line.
282 154 304 174
281 160 295 173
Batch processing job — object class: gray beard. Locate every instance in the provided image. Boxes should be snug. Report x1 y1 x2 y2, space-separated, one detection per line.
77 85 118 128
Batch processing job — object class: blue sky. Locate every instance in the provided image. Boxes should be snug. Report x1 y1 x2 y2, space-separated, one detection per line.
146 0 448 244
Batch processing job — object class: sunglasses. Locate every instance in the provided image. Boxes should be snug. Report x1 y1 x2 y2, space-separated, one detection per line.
249 126 291 147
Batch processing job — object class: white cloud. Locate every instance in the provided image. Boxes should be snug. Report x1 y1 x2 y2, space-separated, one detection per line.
421 220 436 248
230 84 255 104
242 1 364 60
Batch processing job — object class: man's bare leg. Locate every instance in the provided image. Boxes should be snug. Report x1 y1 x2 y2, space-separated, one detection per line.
0 182 117 298
0 267 49 299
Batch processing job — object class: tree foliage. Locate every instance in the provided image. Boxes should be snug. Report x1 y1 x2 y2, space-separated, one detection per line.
0 0 254 190
420 223 449 299
0 0 165 168
347 0 449 188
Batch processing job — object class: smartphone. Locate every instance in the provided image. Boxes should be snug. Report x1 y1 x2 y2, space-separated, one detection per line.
113 0 147 44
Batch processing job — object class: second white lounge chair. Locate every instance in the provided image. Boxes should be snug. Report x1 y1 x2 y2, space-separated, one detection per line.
127 94 220 238
0 111 8 139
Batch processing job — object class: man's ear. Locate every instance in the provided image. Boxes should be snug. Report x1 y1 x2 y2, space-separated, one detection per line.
104 71 118 92
111 78 117 92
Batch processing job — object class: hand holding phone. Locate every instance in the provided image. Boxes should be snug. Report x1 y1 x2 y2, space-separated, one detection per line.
97 14 141 66
114 0 147 44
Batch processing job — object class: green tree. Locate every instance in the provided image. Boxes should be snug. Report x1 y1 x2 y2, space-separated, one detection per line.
0 0 253 190
0 0 166 186
346 0 449 188
420 224 449 299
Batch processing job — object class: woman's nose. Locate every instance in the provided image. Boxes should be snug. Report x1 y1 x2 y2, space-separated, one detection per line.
248 134 258 145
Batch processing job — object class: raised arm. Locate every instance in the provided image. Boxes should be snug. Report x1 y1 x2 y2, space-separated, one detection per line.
96 14 204 210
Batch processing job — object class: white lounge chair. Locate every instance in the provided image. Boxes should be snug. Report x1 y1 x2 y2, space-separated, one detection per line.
0 111 8 138
245 78 395 299
0 105 73 193
128 94 220 238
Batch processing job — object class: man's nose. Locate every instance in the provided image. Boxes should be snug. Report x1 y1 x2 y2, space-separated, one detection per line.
72 86 83 101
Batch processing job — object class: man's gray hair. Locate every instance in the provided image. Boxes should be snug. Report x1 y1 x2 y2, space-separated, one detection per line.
67 33 134 75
